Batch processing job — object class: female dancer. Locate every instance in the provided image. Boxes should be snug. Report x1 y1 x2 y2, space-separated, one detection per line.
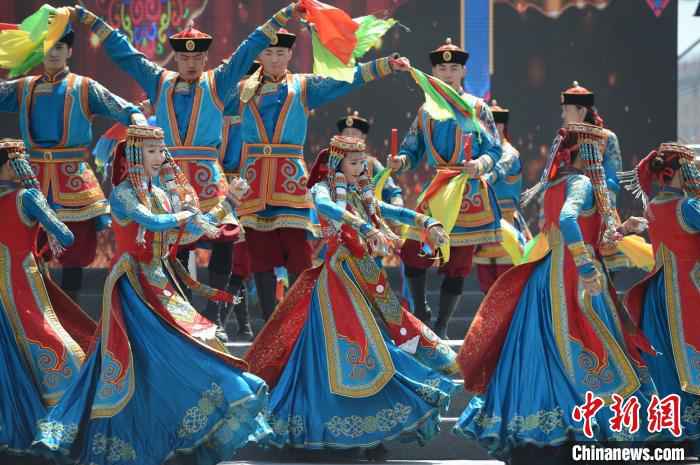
0 139 94 458
622 143 700 447
246 135 458 459
454 123 656 463
35 126 270 465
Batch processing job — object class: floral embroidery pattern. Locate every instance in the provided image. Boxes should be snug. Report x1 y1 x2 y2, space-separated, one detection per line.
683 399 700 425
177 383 225 438
471 411 503 430
37 420 79 445
324 403 412 438
268 411 305 437
507 407 565 435
92 433 137 462
416 378 445 405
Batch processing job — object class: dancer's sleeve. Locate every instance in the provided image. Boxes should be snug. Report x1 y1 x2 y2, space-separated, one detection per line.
305 57 394 110
397 114 426 172
603 131 622 203
379 201 439 229
21 188 74 247
681 197 700 232
80 8 164 101
488 144 520 184
111 184 195 232
0 79 20 112
311 183 374 237
87 78 144 125
560 175 597 277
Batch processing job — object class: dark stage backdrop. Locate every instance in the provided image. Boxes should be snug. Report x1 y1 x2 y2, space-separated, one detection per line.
0 1 676 265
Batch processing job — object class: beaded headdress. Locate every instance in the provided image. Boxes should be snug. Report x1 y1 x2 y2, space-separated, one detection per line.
620 142 700 207
567 122 618 245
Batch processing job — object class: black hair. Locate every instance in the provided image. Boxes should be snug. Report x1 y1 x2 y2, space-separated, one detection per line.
58 30 74 48
581 105 604 127
0 147 10 169
650 154 681 183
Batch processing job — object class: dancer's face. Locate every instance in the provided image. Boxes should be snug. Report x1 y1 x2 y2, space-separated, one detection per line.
561 104 586 125
142 139 166 178
43 42 71 74
340 152 367 185
174 52 208 81
432 63 465 91
258 47 293 79
340 127 367 141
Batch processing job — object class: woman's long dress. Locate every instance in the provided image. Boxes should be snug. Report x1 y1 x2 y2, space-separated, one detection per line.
0 182 95 456
246 180 458 449
625 188 700 445
34 181 271 465
454 173 657 459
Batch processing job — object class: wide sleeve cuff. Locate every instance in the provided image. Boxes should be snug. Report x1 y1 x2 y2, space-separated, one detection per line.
80 9 114 45
567 241 595 273
261 4 293 42
340 210 373 236
359 57 393 83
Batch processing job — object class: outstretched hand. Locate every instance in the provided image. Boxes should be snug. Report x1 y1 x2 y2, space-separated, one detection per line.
389 56 411 72
67 6 78 24
621 216 648 235
367 230 390 257
291 2 307 20
388 155 404 171
228 176 250 201
463 159 480 177
427 225 448 249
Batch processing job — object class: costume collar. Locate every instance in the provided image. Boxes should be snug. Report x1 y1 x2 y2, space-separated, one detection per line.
42 67 70 83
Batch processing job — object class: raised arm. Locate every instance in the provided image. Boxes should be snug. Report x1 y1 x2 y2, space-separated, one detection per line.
87 78 145 125
213 4 295 102
306 57 395 110
77 7 164 101
111 184 195 232
0 80 20 113
21 189 74 247
559 175 597 278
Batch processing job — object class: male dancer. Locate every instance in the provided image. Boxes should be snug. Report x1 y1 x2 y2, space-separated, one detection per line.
74 3 302 332
390 38 502 338
0 21 144 301
474 101 531 292
227 28 411 320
